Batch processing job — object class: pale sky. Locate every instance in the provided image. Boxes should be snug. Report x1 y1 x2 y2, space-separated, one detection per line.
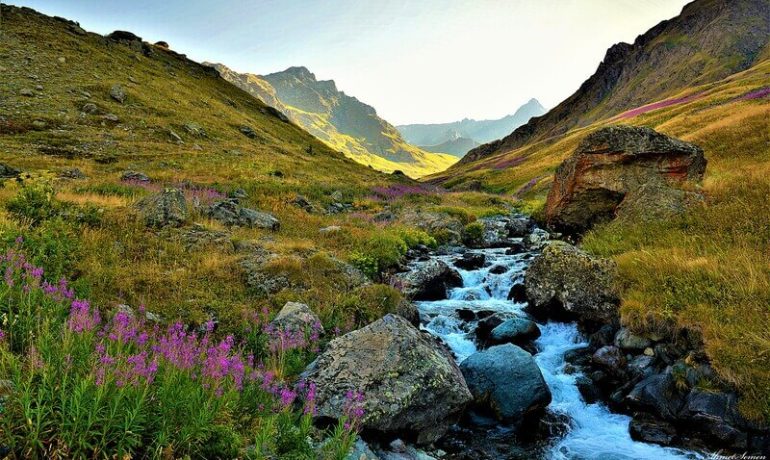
9 0 692 124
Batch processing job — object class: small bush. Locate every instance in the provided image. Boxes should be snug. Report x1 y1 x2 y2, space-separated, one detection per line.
6 173 61 224
462 221 484 247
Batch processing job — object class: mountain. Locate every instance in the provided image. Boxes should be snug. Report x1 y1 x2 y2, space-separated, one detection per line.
207 63 457 178
457 0 770 165
419 136 480 157
397 98 546 156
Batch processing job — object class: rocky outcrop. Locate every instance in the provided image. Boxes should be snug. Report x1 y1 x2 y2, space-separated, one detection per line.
460 344 551 422
401 211 464 245
393 260 462 301
206 199 280 230
134 188 188 228
471 215 533 248
525 241 620 326
302 314 472 444
544 126 706 234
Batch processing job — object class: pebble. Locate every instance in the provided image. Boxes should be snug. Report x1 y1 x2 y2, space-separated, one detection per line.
58 57 66 64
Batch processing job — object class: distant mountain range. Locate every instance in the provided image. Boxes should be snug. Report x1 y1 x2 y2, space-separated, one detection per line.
207 63 456 177
457 0 770 165
397 99 546 157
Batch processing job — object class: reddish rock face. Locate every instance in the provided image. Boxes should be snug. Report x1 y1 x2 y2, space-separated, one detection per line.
545 126 706 234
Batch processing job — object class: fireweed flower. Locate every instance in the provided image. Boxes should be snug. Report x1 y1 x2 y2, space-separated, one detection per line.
67 299 101 333
343 390 366 431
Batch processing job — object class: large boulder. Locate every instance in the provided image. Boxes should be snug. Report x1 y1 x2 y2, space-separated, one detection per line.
394 260 462 301
525 241 620 325
545 125 706 234
625 367 687 421
206 199 279 230
302 314 472 444
487 317 541 346
460 344 551 422
134 188 188 228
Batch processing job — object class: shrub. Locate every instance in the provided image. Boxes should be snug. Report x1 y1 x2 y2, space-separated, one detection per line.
462 221 484 247
6 172 61 224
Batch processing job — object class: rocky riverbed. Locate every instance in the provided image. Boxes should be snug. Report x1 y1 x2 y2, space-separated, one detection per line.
300 213 769 459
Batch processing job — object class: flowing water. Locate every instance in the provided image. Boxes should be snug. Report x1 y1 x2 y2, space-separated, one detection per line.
415 246 703 460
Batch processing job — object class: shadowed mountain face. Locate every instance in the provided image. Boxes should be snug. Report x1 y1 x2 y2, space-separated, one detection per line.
397 99 546 157
457 0 770 166
419 136 481 157
208 63 457 178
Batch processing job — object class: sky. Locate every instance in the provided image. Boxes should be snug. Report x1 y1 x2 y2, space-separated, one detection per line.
8 0 693 125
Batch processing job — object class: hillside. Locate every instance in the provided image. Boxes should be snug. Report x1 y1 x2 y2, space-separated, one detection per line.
419 136 480 157
208 63 457 178
397 98 546 155
456 0 770 165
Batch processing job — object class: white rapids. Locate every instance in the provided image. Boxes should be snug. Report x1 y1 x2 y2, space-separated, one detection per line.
415 247 703 460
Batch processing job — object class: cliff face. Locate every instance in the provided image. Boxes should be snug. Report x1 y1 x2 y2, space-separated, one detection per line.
458 0 770 165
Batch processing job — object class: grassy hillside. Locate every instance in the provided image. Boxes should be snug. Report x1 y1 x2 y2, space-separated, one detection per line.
210 64 457 178
456 0 770 165
432 57 770 419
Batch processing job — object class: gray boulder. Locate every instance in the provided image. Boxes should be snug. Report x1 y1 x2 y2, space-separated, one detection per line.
525 241 620 325
134 188 188 228
271 302 323 334
0 164 21 179
626 367 686 420
401 210 464 245
302 314 472 444
614 328 652 351
488 317 541 346
121 170 150 182
109 84 126 103
206 199 280 230
460 344 551 422
394 260 462 301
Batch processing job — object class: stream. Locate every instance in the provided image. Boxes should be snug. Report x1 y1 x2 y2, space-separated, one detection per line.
415 245 703 460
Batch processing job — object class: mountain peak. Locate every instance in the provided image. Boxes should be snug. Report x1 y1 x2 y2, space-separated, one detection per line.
280 66 316 80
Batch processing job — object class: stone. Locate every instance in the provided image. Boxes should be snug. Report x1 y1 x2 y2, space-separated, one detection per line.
271 302 323 334
523 228 550 249
460 344 551 422
0 164 21 179
20 88 35 97
319 225 342 234
545 125 706 234
401 211 464 245
58 168 86 180
629 415 677 446
102 113 119 123
240 125 258 139
206 199 280 230
454 253 486 270
592 346 627 374
626 368 686 420
302 314 471 444
121 171 150 182
109 84 126 103
168 129 183 143
614 328 652 351
525 241 620 325
182 122 206 137
507 283 527 303
134 188 188 228
488 317 541 346
346 438 380 460
292 194 315 212
615 183 704 223
31 120 47 129
82 102 99 114
488 264 508 275
393 260 462 301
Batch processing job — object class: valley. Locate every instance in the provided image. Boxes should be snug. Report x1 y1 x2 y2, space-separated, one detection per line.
0 1 769 459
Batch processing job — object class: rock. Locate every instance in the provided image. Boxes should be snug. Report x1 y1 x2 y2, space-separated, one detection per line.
271 302 323 334
615 183 704 222
588 324 617 349
488 264 508 275
319 226 342 234
626 368 686 420
168 129 183 143
206 199 280 230
292 194 315 212
109 84 126 103
507 216 533 237
346 438 380 460
454 253 486 270
592 346 627 374
614 328 652 351
476 216 511 248
82 102 99 114
393 260 462 301
629 415 677 446
240 125 258 139
523 228 550 249
102 113 119 123
20 88 35 97
182 122 206 138
230 188 248 199
121 170 150 182
545 126 706 234
460 344 551 422
475 314 506 342
628 355 655 378
507 283 527 303
0 164 21 179
576 375 601 403
134 188 188 228
58 168 86 180
525 241 620 325
31 120 47 130
302 314 472 444
401 211 464 245
488 317 541 346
